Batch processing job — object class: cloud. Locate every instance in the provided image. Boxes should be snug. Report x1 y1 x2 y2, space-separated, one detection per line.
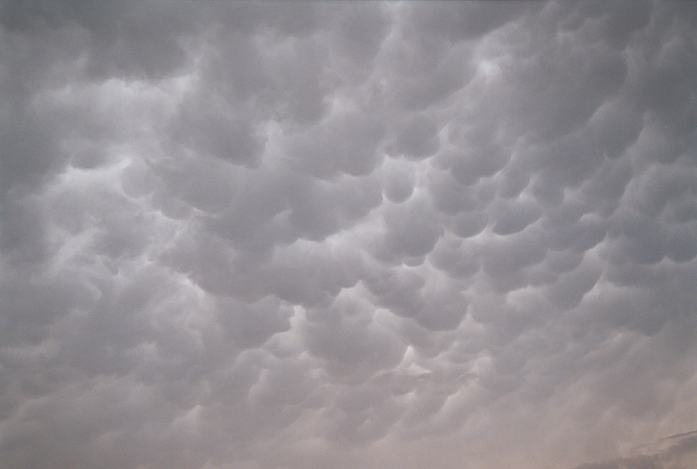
572 432 697 469
1 1 697 468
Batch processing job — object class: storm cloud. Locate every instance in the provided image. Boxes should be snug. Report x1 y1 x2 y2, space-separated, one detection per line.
1 1 697 468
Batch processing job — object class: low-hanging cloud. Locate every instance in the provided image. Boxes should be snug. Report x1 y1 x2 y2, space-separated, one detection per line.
1 1 697 468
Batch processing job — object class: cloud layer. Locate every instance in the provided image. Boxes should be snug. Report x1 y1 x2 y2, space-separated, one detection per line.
1 1 697 468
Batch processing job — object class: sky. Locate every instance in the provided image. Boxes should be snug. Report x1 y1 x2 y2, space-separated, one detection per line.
1 1 697 468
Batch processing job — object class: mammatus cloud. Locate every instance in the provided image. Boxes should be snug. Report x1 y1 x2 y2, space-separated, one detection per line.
1 1 696 468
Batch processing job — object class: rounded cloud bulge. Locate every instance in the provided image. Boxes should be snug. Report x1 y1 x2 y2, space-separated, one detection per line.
1 1 697 469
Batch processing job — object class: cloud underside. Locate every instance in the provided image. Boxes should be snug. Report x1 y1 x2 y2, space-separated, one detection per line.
1 1 697 468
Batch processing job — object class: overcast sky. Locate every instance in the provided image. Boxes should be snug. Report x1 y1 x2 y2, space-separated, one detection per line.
1 1 697 468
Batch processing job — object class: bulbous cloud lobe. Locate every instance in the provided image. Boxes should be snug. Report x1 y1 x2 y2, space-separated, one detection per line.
1 1 697 468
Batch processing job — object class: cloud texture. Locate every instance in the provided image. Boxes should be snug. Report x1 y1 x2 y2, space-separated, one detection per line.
1 1 697 468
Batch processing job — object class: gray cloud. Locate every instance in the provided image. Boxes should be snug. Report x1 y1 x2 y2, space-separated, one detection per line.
1 1 697 468
572 432 697 469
